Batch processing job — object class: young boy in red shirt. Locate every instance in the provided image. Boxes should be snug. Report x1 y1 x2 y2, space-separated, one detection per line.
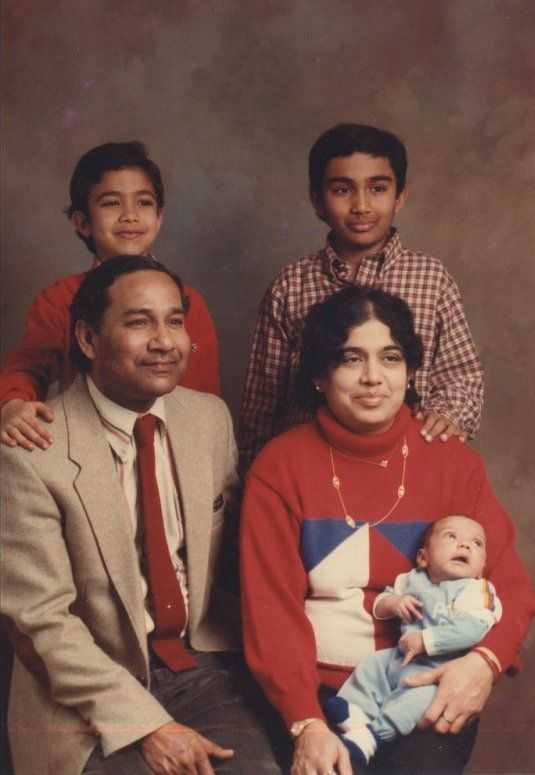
239 123 483 470
0 141 220 450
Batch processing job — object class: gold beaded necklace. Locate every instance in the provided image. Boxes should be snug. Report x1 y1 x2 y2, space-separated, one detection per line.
329 437 409 529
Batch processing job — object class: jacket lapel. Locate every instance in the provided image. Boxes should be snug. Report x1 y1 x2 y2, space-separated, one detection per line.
63 378 147 653
164 390 213 633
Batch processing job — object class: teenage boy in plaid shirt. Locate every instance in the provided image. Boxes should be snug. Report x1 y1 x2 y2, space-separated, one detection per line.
239 123 483 471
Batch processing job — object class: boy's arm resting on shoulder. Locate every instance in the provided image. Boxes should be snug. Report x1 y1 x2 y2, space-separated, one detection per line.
0 280 76 405
423 274 484 439
0 277 82 449
0 448 172 756
238 285 291 471
1 398 54 450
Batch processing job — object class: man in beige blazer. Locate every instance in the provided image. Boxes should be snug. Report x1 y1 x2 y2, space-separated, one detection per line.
0 257 281 775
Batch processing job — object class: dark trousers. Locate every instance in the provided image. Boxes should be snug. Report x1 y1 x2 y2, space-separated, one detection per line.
83 650 284 774
357 723 478 775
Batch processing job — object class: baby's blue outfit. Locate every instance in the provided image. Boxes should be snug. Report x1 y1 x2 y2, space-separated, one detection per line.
332 569 502 743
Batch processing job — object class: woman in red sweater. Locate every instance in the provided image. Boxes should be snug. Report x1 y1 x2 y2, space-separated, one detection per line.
240 286 534 775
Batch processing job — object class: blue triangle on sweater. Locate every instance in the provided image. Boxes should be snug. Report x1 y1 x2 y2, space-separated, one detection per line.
300 517 363 571
374 521 428 561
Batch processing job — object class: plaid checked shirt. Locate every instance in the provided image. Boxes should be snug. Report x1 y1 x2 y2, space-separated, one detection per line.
238 229 483 470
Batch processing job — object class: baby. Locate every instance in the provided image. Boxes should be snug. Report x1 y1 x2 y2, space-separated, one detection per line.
326 515 502 765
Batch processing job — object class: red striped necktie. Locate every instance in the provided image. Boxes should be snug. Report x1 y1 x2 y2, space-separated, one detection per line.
134 414 196 671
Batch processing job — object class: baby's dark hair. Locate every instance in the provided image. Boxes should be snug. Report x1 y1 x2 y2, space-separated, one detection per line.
66 141 164 254
296 285 423 412
309 123 408 198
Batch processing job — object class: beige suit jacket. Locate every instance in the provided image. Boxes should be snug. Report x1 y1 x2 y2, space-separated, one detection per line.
0 377 239 775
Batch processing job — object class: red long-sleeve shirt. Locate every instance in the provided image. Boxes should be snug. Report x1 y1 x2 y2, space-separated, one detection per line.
0 270 220 405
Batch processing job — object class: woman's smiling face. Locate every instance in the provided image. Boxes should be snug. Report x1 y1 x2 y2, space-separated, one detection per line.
317 316 408 435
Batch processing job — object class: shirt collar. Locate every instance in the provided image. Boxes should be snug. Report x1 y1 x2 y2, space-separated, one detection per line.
86 376 168 462
321 227 402 281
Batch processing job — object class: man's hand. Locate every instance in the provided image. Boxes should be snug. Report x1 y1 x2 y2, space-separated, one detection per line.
141 721 234 775
291 721 352 775
399 631 425 665
375 593 423 623
416 409 465 443
403 651 494 734
1 399 54 450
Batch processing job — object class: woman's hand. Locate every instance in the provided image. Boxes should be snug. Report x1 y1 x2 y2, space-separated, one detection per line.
403 651 494 734
291 721 352 775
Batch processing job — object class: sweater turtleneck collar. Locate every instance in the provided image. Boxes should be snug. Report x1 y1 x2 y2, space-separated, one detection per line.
316 403 412 459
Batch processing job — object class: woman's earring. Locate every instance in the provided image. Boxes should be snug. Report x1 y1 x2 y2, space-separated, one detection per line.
314 384 322 392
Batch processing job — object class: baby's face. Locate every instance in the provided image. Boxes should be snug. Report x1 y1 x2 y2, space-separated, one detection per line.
417 516 487 583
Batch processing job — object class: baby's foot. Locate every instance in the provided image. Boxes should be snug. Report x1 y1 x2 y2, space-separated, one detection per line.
324 696 369 732
341 725 378 765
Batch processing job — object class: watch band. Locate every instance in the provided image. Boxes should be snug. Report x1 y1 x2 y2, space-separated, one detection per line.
290 717 325 738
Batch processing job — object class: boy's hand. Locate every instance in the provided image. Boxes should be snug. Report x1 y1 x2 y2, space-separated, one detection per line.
399 631 425 665
1 399 54 451
416 409 466 443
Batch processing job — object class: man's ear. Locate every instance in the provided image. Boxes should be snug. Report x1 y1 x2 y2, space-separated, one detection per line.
75 320 98 364
71 210 92 239
394 185 409 216
310 190 328 223
416 547 428 570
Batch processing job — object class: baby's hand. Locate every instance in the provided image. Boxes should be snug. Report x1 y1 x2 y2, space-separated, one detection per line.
392 594 424 623
399 631 425 665
416 409 465 443
1 399 54 451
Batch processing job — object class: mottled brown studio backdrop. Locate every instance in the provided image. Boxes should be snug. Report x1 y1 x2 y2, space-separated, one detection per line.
2 1 535 772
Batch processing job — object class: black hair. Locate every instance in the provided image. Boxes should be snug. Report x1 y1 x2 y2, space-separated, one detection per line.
308 123 408 198
70 255 188 374
296 285 423 412
66 141 164 254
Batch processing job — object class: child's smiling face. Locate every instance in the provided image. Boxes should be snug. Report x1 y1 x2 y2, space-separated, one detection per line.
73 167 163 261
417 515 487 583
312 152 406 265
